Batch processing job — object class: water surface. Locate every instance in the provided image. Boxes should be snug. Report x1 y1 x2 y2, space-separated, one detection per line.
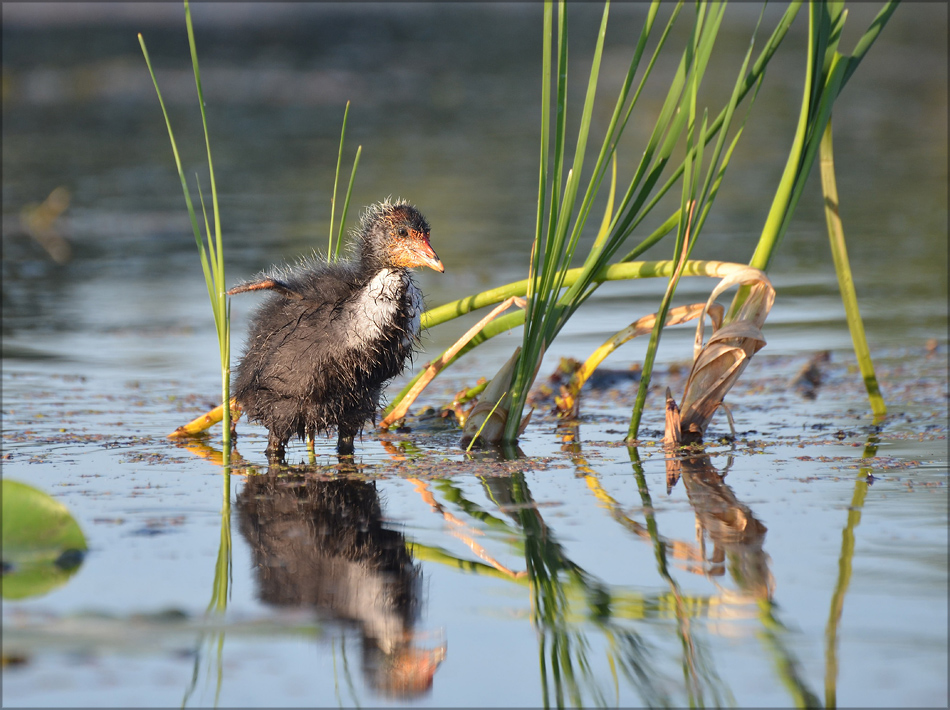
2 3 947 707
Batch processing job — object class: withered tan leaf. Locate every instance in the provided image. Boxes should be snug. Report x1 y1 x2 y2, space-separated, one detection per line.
555 303 724 419
676 267 775 443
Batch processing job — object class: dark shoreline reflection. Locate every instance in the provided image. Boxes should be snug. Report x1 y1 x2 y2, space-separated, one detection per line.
236 464 445 698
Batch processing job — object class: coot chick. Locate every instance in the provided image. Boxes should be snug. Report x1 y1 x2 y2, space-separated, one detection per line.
229 199 443 460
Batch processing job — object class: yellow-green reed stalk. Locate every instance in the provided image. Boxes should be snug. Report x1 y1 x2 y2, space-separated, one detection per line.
730 1 896 416
139 0 231 463
819 122 886 416
327 101 362 262
744 1 899 276
506 0 760 442
385 2 802 425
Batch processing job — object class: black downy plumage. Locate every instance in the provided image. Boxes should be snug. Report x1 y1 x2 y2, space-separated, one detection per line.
229 200 443 460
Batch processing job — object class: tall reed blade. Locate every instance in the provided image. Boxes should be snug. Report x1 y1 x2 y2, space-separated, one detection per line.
740 1 898 276
141 0 231 462
818 121 885 416
328 101 350 259
337 145 361 260
555 302 723 419
328 101 362 262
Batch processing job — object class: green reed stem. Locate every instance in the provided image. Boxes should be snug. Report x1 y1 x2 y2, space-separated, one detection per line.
328 101 350 260
139 0 231 463
328 101 362 262
819 121 886 416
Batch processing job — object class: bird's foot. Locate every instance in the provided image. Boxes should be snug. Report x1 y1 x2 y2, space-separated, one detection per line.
265 432 287 463
336 432 356 456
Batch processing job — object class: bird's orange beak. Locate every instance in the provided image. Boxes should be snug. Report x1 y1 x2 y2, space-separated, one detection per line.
408 232 444 273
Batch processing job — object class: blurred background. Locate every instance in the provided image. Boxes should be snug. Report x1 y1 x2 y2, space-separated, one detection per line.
3 2 947 383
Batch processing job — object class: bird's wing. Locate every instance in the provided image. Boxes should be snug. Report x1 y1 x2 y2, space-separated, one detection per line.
226 278 304 300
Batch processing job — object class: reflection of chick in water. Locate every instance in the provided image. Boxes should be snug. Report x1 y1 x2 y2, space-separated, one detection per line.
237 469 444 698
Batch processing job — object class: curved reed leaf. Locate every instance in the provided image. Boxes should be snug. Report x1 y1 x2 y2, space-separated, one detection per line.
385 260 757 420
555 303 722 419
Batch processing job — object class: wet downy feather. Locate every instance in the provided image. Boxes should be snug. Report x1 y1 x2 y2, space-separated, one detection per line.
230 200 441 458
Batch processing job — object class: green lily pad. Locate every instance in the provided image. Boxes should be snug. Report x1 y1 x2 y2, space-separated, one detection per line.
2 479 87 600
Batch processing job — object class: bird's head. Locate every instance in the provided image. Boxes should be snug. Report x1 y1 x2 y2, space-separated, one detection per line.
358 200 444 274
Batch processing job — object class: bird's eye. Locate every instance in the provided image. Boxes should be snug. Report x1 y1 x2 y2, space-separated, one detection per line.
397 227 409 238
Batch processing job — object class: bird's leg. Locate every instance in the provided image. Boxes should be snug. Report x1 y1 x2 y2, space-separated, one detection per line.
265 431 287 463
336 428 356 456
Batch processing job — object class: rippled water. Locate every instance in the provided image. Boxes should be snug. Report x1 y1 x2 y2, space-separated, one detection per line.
2 3 947 707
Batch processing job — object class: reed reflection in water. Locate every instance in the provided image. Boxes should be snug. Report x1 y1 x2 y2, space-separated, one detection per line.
176 426 902 707
448 434 818 707
667 453 774 601
404 435 820 707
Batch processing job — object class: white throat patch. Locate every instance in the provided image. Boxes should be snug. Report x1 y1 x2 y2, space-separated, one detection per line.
342 268 418 350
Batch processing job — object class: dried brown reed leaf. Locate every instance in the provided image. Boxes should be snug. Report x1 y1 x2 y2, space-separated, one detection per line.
555 303 724 419
675 267 775 443
664 387 683 448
